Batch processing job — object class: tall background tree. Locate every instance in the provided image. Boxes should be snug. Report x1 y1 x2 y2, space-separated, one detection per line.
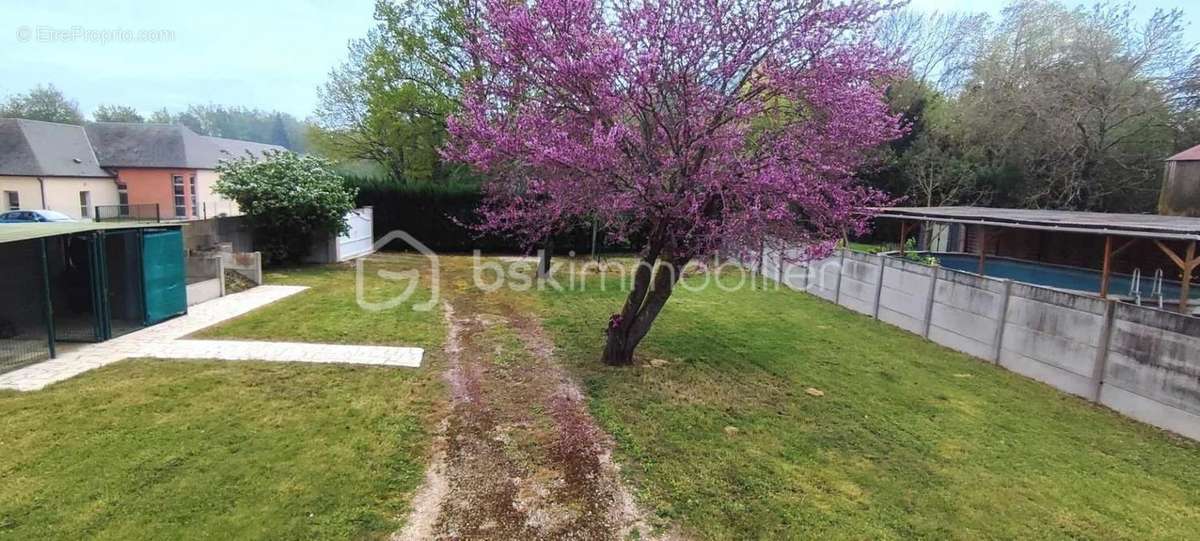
449 0 902 364
1 85 310 151
958 1 1192 211
160 104 311 153
312 0 474 183
92 104 145 123
874 0 1199 213
0 84 84 124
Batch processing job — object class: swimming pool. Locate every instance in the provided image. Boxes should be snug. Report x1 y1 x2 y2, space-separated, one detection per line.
925 253 1200 301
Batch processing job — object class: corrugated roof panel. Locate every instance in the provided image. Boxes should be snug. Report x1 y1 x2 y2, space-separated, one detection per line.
876 206 1200 241
0 222 179 244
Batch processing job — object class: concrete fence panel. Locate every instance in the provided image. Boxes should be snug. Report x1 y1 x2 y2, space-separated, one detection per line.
771 246 1200 441
998 284 1107 398
877 258 936 335
185 255 224 306
1102 304 1200 440
809 255 841 302
927 270 1007 360
836 252 879 315
221 251 263 285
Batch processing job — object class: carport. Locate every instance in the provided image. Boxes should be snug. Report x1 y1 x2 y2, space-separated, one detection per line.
0 222 187 373
881 207 1200 314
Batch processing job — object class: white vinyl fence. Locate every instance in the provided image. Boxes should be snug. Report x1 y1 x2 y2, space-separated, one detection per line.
307 207 376 263
761 247 1200 441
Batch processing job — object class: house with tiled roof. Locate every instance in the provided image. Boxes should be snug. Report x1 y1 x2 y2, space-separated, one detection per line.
0 118 284 221
0 118 118 220
84 122 284 220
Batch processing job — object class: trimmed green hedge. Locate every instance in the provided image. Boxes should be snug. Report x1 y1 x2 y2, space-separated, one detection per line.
347 177 632 254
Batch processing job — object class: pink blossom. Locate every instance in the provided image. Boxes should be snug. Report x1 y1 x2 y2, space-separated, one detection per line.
447 0 904 260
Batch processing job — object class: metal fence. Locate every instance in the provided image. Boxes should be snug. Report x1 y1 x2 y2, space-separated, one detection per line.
200 200 241 219
0 240 53 374
95 204 161 223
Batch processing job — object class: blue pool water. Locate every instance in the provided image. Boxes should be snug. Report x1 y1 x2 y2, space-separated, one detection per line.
930 253 1200 300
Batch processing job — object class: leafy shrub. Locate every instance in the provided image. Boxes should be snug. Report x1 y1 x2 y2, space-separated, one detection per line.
348 175 635 253
903 238 939 266
216 151 357 265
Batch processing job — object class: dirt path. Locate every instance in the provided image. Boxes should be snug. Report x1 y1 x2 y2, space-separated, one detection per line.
396 265 656 540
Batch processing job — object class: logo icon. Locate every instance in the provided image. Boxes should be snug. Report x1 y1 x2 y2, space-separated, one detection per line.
355 230 439 312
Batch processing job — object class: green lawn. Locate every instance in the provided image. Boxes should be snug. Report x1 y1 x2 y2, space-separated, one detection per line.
538 267 1200 539
0 254 445 540
0 360 437 540
847 241 886 253
5 254 1200 539
196 254 442 348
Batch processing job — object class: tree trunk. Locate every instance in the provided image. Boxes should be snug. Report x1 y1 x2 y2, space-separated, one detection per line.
601 255 689 365
538 235 554 278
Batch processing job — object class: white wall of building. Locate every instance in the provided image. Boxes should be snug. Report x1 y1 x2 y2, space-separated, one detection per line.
0 176 119 220
193 169 241 218
0 176 41 212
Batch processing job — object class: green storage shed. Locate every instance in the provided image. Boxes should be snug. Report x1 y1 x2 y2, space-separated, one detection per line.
0 222 187 374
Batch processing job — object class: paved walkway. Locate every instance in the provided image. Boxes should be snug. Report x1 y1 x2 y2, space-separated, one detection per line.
155 340 423 367
0 285 424 392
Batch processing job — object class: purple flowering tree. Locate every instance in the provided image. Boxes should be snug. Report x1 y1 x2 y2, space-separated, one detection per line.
447 0 903 365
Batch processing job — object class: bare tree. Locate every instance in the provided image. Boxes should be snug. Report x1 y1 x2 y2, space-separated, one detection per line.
879 9 991 94
957 0 1194 211
904 135 984 208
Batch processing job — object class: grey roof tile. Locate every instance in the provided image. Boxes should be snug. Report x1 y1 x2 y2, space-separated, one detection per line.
0 118 110 177
84 122 285 169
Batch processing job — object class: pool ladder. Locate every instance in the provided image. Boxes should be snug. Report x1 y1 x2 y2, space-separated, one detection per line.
1152 269 1165 309
1128 268 1165 308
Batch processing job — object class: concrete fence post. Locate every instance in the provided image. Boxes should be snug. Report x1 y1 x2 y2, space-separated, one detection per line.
1090 300 1117 403
776 243 784 286
833 250 846 305
216 255 226 297
991 279 1013 364
757 240 766 277
872 255 886 319
922 267 939 338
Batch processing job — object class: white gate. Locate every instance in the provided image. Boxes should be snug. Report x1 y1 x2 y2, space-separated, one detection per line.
306 206 376 263
336 206 375 261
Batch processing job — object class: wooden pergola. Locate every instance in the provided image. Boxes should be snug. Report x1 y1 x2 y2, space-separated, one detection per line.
884 207 1200 314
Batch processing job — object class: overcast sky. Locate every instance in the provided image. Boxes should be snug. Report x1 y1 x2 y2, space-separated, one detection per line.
2 0 1197 121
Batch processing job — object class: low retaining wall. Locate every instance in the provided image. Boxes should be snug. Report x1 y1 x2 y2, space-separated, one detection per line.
221 252 262 285
182 216 253 253
186 255 225 306
774 248 1200 441
186 279 223 306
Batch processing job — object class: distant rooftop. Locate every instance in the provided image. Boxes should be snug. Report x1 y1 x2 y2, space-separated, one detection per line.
85 122 285 169
0 118 109 178
876 206 1200 241
1167 144 1200 162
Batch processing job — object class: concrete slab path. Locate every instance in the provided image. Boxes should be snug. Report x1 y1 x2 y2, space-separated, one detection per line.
0 285 424 392
155 340 423 367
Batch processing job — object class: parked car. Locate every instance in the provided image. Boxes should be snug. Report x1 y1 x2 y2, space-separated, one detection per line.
0 210 76 223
